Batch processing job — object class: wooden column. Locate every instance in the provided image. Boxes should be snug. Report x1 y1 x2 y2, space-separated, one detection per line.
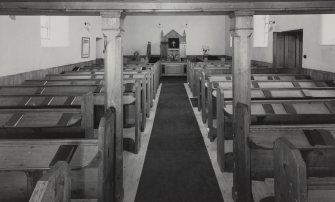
231 11 253 109
101 11 124 202
230 11 253 202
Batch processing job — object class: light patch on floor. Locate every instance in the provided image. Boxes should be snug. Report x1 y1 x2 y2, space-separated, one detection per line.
123 84 162 202
184 83 234 202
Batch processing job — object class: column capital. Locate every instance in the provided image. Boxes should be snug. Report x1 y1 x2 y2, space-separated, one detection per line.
100 10 123 18
229 10 255 18
230 12 253 37
101 10 126 32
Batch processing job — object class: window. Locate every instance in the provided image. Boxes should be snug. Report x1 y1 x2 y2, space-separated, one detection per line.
253 15 269 47
321 14 335 45
230 34 232 47
40 16 69 47
40 16 50 40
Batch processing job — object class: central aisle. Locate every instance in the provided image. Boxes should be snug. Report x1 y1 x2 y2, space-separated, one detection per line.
135 77 224 202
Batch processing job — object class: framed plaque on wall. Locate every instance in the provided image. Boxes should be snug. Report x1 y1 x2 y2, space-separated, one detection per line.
81 37 90 58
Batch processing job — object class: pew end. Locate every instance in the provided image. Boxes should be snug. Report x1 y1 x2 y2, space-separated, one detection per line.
29 161 71 202
123 80 142 154
274 137 307 202
274 137 335 202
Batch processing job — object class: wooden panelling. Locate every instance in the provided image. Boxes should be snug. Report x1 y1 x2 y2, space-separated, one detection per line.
251 60 273 68
302 68 335 81
0 60 96 86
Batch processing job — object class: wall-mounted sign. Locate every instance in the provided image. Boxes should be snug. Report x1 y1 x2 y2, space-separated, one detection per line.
81 37 90 58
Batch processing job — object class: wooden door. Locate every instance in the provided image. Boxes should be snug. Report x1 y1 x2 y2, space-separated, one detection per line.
273 30 303 70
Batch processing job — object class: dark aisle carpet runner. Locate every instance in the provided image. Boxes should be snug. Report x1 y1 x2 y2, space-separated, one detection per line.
135 77 224 202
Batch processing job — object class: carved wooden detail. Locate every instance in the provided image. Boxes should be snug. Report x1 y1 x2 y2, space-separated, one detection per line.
160 29 186 62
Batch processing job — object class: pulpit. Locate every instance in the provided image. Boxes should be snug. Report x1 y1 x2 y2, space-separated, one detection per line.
160 29 187 76
160 29 187 62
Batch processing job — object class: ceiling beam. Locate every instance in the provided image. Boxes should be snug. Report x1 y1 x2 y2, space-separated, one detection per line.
1 1 335 15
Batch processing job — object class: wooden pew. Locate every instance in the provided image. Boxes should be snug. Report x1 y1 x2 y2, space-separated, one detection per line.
196 66 233 107
216 98 335 170
64 67 154 108
201 73 316 119
47 74 104 80
189 60 299 97
189 63 231 97
45 73 151 118
29 161 71 202
0 93 93 138
26 76 148 133
124 70 153 110
0 84 141 153
81 62 160 97
124 65 158 101
192 64 231 93
274 138 335 202
0 107 116 201
23 79 104 86
205 78 332 126
203 77 330 124
124 63 160 104
229 103 335 201
80 62 154 72
208 84 335 141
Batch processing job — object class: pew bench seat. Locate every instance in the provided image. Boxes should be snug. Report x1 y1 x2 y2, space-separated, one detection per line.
218 99 335 141
0 95 82 107
0 109 82 128
212 88 335 99
208 87 335 141
221 126 335 179
0 139 98 171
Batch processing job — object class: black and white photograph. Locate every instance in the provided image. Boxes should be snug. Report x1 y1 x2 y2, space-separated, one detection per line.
1 1 335 202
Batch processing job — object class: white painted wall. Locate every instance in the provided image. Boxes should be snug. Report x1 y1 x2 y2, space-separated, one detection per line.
123 16 226 56
249 15 335 72
0 15 102 76
3 14 334 76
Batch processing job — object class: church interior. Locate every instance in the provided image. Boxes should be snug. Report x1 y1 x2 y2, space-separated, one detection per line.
1 1 335 202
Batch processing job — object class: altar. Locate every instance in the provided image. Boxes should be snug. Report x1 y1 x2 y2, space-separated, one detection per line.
160 62 187 76
160 29 187 76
